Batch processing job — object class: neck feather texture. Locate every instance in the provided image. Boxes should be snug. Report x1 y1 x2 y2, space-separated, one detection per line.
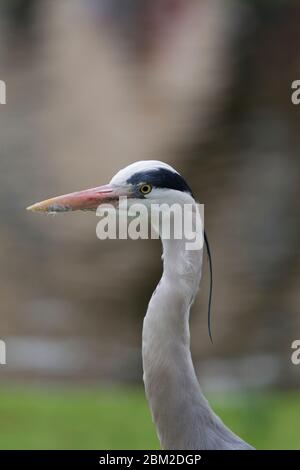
142 223 253 450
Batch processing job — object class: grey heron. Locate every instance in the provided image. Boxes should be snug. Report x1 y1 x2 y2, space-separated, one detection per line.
27 160 254 450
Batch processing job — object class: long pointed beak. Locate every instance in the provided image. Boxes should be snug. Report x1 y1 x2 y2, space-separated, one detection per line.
27 184 130 213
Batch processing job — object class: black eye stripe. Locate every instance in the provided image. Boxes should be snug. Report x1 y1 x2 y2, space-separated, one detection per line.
127 168 193 195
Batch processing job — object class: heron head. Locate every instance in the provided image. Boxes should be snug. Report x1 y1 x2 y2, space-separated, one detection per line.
27 161 213 341
27 161 195 214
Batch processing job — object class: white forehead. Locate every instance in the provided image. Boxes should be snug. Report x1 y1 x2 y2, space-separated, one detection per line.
110 160 177 185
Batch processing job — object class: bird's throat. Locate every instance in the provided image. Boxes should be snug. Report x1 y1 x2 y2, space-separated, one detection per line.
142 236 205 449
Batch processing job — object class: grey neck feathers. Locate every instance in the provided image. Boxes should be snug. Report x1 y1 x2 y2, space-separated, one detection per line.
142 231 253 450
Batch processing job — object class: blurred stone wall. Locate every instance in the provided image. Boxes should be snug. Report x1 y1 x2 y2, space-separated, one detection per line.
0 0 299 389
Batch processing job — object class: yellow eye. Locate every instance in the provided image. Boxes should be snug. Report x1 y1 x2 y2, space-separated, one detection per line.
140 184 152 195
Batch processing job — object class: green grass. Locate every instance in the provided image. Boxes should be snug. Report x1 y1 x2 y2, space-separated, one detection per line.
0 386 298 449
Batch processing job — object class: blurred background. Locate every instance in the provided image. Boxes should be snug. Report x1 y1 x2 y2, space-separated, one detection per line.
0 0 299 449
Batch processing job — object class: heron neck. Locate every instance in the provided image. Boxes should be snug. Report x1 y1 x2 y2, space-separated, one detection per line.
142 236 209 449
142 233 251 450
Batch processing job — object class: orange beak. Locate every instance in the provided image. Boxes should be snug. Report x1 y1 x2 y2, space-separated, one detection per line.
27 184 132 213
